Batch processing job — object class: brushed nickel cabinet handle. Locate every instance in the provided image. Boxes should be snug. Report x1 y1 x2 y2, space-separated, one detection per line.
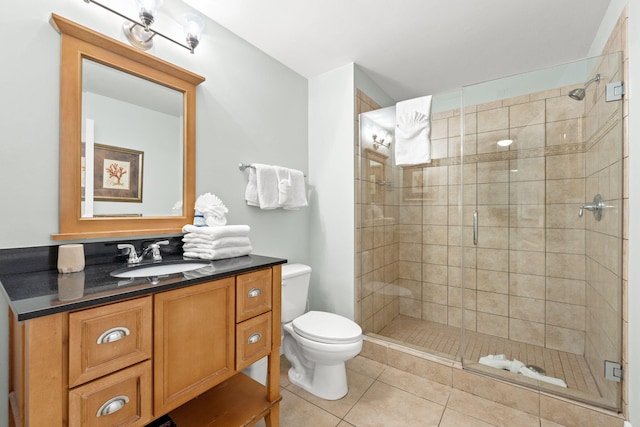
248 332 262 344
247 288 262 298
97 327 130 344
96 395 129 417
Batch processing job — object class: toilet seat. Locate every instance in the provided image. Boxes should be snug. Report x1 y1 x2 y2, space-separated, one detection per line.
291 311 362 344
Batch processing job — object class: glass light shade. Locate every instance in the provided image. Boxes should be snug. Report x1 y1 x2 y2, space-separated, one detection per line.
184 13 205 52
136 0 162 28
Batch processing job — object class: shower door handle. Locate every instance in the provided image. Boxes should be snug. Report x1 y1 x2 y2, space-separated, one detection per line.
473 209 478 245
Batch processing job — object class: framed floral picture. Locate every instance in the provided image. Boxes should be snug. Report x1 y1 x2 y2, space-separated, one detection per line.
94 144 143 202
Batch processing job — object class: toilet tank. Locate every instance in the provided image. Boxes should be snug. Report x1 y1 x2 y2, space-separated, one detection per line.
281 263 312 323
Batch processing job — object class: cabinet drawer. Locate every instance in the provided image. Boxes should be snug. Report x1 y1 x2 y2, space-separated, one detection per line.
236 312 272 371
68 360 152 427
236 268 272 322
69 297 152 387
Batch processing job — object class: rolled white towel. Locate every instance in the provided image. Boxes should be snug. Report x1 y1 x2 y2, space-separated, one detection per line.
182 224 250 238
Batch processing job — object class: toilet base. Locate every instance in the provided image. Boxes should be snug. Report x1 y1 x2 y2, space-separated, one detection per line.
287 362 348 400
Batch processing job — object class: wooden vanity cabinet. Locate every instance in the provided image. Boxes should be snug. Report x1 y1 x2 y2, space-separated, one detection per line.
8 265 282 427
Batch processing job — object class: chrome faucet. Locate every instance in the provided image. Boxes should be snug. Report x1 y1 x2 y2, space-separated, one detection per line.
117 240 169 264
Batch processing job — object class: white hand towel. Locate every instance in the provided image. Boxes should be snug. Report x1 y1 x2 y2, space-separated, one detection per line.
395 95 432 166
245 167 259 207
276 166 293 206
254 163 279 209
182 224 250 238
283 168 308 210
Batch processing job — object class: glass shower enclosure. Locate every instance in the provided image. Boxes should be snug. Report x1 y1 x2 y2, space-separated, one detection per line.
356 51 623 410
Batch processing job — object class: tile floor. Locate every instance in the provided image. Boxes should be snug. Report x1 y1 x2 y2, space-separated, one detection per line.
253 355 591 427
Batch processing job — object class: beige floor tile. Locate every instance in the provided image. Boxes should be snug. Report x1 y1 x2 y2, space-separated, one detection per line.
346 355 387 379
344 381 445 427
253 388 341 427
336 422 356 427
540 419 570 427
439 408 497 427
285 368 376 419
446 389 539 427
377 366 451 406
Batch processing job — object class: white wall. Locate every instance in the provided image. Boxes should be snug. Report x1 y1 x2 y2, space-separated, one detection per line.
308 63 356 318
0 0 309 424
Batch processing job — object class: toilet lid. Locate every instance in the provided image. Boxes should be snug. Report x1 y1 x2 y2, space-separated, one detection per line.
292 311 362 344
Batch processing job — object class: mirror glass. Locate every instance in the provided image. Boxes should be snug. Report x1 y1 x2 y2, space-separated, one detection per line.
81 59 184 218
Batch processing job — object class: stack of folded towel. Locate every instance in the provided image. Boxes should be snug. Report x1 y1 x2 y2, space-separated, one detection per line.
182 224 252 260
245 164 308 210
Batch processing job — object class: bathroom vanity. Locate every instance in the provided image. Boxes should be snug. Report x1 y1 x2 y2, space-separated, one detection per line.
1 251 285 427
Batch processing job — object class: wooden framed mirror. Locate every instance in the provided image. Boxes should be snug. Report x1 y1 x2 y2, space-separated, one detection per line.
50 14 205 240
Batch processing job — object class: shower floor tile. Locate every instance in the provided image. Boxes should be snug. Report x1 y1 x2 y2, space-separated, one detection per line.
376 315 601 398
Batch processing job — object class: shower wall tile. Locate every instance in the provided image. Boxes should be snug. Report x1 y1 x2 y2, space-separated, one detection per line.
431 117 448 139
509 228 545 252
546 253 585 280
546 229 585 254
477 107 509 132
509 157 546 182
423 283 447 305
546 118 582 146
509 250 546 276
509 124 545 150
546 178 585 204
423 225 448 245
477 130 510 154
546 153 585 179
399 297 422 319
510 296 545 323
546 95 584 122
546 301 586 331
398 260 422 281
477 291 508 316
477 160 509 183
476 312 508 338
477 182 509 205
509 273 546 299
422 301 448 324
477 248 509 272
423 263 448 286
546 278 585 305
510 100 545 127
546 204 582 229
423 205 448 225
423 244 448 265
477 270 509 294
546 325 585 354
476 226 509 249
510 181 545 205
509 318 545 347
510 204 545 228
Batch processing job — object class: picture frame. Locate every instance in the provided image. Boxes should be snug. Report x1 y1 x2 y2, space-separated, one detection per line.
93 144 143 202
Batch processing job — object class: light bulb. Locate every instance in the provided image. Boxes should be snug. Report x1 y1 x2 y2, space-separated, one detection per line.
184 13 205 53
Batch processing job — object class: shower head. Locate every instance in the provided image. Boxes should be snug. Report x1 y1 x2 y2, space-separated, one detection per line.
568 74 601 101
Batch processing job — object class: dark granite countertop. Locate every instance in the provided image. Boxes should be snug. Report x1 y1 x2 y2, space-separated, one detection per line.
0 253 286 321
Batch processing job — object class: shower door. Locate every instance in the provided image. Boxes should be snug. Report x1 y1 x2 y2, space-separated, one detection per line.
460 52 624 410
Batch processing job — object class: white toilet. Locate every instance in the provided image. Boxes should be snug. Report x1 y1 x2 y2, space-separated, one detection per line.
281 263 363 400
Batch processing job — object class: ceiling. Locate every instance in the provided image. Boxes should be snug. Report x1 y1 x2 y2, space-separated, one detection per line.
185 0 611 101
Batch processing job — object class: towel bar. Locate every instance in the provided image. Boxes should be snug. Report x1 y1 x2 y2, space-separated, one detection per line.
238 163 306 177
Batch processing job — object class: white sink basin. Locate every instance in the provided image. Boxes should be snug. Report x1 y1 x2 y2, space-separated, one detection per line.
111 261 210 278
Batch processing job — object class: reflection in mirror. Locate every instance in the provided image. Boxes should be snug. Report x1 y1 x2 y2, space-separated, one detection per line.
82 59 184 218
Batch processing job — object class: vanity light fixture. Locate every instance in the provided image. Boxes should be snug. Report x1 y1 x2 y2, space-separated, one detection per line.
372 131 392 151
83 0 204 53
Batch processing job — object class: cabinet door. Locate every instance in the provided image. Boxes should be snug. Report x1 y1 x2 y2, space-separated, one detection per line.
153 278 235 416
236 312 272 371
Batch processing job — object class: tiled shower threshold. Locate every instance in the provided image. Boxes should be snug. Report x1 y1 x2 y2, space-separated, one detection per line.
373 315 618 411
